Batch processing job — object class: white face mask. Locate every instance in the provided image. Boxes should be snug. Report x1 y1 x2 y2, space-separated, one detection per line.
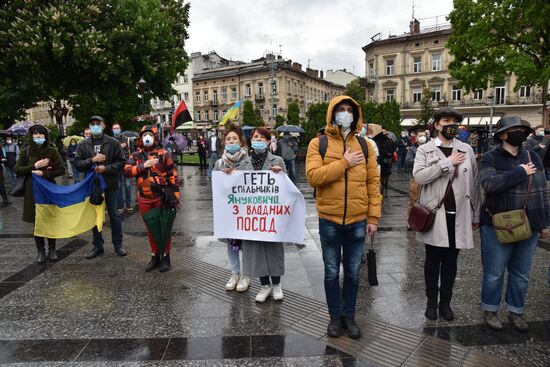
536 130 544 137
335 111 354 130
417 136 427 144
142 135 154 147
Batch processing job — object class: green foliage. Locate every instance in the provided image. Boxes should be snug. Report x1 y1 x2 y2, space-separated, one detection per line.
344 79 366 102
242 100 257 126
447 0 550 92
45 124 61 145
274 114 285 128
360 101 401 134
304 102 328 144
0 0 190 126
416 85 434 125
287 102 300 125
253 108 264 127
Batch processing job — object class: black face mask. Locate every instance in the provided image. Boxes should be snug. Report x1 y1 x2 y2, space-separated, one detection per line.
505 130 527 147
440 124 458 140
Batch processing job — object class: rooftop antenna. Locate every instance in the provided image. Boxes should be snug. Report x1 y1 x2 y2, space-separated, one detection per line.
412 0 415 19
279 44 282 56
307 59 311 68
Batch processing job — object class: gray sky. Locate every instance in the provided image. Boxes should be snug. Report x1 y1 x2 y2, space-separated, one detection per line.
186 0 454 76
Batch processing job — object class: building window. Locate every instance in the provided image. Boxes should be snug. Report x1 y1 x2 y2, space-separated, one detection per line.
495 86 506 104
271 104 277 117
203 90 208 101
204 110 209 121
212 89 218 102
452 86 461 101
432 53 441 71
259 106 264 117
213 110 219 121
195 91 200 103
368 62 375 77
385 89 395 102
386 59 394 76
519 85 531 98
258 82 264 98
412 88 422 103
473 89 483 100
271 80 277 94
183 92 189 101
245 84 251 97
231 87 237 100
195 111 200 120
431 86 441 101
220 87 227 100
413 56 422 73
182 74 188 83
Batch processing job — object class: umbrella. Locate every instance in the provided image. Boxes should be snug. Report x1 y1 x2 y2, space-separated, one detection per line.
241 125 255 131
162 134 188 151
366 235 378 286
6 121 36 135
142 206 177 255
0 130 14 137
63 135 84 147
385 130 397 142
121 131 139 139
275 125 305 133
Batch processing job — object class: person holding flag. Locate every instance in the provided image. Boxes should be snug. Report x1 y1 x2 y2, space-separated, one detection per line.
125 125 180 272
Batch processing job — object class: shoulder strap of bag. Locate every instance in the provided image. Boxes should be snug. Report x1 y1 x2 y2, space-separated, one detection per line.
524 151 533 210
435 167 458 210
318 134 328 160
355 135 369 160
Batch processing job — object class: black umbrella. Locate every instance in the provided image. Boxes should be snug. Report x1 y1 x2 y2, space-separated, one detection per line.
367 235 378 286
275 125 305 133
121 130 139 139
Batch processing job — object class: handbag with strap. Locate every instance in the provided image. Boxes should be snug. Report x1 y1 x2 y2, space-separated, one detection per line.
408 168 457 232
489 152 533 244
8 148 30 197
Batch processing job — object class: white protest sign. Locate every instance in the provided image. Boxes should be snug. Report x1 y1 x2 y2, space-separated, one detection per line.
212 170 306 243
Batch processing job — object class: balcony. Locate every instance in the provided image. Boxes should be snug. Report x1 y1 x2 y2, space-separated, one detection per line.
210 100 218 106
255 95 265 102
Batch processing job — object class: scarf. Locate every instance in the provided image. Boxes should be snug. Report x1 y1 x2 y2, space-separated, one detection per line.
222 148 248 168
251 150 268 170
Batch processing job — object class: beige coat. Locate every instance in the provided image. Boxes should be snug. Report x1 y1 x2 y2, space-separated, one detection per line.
413 138 481 249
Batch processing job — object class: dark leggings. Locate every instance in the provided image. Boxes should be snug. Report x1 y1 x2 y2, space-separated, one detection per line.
424 213 460 303
34 236 56 249
260 276 280 286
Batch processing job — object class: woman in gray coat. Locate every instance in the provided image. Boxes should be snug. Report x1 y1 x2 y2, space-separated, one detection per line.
239 127 287 303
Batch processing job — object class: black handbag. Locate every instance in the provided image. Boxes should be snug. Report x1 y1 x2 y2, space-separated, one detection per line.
8 148 30 197
89 176 104 205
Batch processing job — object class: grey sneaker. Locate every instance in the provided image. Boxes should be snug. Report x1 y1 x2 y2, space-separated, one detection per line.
484 311 503 330
508 312 528 332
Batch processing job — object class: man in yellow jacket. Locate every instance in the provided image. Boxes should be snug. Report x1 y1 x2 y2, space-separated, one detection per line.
306 96 381 339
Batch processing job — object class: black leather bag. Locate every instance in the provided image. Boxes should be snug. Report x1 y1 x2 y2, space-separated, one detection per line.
8 176 26 197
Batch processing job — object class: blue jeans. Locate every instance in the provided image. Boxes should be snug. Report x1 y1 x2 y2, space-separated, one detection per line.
92 190 123 250
319 218 366 318
117 174 132 208
208 153 218 177
227 245 240 274
284 159 296 183
70 162 81 183
480 225 539 314
5 166 15 186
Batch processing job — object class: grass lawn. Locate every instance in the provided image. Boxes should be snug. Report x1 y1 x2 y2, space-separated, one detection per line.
179 154 200 164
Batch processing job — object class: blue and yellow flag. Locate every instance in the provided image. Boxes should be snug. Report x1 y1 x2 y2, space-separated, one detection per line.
32 173 106 239
219 99 242 126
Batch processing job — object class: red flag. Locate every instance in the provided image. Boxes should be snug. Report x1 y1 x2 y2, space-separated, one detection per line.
170 100 193 134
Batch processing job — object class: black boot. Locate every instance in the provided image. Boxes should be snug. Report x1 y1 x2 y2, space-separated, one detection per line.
439 300 455 321
342 316 361 339
425 298 438 320
47 241 57 262
35 239 46 264
146 254 161 272
159 254 171 272
327 316 343 337
2 195 11 204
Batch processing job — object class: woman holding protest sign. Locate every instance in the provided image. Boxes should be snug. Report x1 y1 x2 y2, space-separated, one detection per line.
214 123 251 292
239 127 287 302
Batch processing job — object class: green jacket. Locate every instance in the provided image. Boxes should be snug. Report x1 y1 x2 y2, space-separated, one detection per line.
14 136 65 224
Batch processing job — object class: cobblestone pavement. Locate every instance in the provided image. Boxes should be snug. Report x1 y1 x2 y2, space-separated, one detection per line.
0 164 548 366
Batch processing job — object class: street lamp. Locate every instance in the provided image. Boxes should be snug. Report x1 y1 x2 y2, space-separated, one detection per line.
488 92 495 134
48 100 68 136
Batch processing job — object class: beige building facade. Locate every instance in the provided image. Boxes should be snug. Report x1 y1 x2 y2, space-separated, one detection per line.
362 21 547 128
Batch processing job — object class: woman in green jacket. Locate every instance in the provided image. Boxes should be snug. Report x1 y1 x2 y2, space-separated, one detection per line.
14 125 65 263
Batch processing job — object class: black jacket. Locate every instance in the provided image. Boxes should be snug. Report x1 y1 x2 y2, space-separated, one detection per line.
74 134 126 191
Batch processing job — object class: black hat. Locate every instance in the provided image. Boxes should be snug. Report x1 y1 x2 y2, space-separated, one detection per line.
89 115 104 122
433 107 463 123
493 116 532 143
28 124 49 136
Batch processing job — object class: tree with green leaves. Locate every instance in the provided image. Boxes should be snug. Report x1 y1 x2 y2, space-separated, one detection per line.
361 100 401 134
287 101 300 126
242 100 257 126
344 78 366 102
304 102 328 144
274 115 285 128
253 108 264 127
447 0 550 125
416 85 434 125
0 0 190 129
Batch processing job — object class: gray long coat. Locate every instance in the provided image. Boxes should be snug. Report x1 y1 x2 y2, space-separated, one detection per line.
239 152 287 277
413 138 481 249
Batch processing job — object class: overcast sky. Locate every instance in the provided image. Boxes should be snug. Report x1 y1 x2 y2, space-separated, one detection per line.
186 0 454 76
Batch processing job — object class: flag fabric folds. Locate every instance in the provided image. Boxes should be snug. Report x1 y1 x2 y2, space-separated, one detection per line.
219 100 242 126
170 100 193 134
33 172 106 239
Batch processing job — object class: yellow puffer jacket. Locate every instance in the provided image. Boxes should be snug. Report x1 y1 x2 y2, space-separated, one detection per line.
306 96 381 225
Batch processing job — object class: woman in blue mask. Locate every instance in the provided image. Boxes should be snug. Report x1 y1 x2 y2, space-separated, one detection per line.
214 123 251 292
239 127 287 303
14 125 65 264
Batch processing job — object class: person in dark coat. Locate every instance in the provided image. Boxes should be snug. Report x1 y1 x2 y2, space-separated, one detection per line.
0 142 12 204
74 116 127 259
14 125 65 263
197 135 208 169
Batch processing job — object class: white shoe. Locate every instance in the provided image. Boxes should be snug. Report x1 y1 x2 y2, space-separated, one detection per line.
255 285 272 302
225 274 240 291
272 284 283 301
236 275 250 292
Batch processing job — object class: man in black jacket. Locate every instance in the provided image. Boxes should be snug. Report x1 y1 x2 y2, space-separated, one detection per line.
74 116 127 259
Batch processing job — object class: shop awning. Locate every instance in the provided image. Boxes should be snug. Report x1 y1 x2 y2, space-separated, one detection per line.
400 118 418 126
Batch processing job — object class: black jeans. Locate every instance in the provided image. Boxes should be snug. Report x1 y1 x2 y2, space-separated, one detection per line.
34 236 56 250
260 276 280 285
424 213 460 304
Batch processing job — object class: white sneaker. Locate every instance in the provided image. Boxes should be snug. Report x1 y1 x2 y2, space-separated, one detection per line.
225 274 240 291
272 284 283 301
255 285 272 302
236 275 250 292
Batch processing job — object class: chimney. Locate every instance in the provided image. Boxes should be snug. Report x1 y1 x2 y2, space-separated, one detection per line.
320 70 324 79
409 18 420 34
292 62 302 71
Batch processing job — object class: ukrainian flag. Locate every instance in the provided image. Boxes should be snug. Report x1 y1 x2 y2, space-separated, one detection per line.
33 172 106 239
219 99 242 126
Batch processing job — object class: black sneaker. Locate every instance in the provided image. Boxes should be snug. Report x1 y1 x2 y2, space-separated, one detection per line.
342 317 361 339
425 298 438 320
159 254 171 272
114 247 127 257
439 303 455 321
145 255 161 272
327 316 343 337
86 247 104 259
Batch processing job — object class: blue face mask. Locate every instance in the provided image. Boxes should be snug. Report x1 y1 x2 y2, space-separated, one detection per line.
33 137 46 146
113 129 121 137
90 125 103 136
251 141 267 153
225 144 241 154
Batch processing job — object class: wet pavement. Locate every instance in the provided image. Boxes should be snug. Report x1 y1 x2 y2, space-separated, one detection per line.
0 163 548 366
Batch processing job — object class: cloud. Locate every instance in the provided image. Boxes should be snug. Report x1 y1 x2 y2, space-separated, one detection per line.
186 0 453 75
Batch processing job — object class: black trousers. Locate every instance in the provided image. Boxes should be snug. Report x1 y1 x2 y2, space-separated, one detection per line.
34 236 56 250
424 213 460 304
0 169 7 198
198 153 207 168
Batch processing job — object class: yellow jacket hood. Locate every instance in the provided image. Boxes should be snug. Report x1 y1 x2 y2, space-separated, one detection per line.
325 96 363 137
